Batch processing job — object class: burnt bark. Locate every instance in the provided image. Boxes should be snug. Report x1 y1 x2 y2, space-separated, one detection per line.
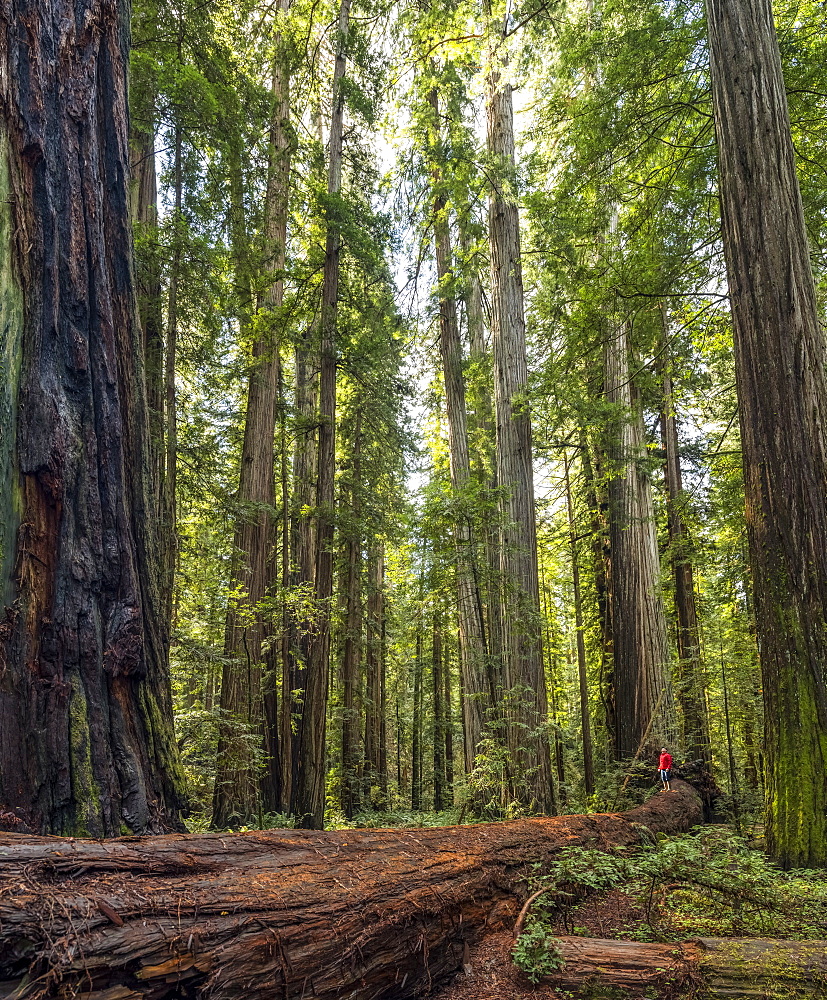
705 0 827 868
0 0 185 835
0 783 703 1000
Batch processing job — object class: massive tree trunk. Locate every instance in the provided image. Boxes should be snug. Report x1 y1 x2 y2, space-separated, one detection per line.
604 321 674 759
660 347 711 764
213 22 292 827
293 0 351 829
0 783 703 1000
426 87 496 784
0 0 185 835
485 27 555 814
705 0 827 869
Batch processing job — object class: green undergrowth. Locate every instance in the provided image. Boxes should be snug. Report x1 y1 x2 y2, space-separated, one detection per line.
512 826 827 984
512 826 827 980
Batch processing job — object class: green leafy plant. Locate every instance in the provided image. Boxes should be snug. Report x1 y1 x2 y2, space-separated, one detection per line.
512 919 566 983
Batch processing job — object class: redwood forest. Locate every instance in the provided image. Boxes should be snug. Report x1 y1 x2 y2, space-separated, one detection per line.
1 0 827 996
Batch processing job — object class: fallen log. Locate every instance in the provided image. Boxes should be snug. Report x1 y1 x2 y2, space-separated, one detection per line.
0 781 702 1000
541 936 827 998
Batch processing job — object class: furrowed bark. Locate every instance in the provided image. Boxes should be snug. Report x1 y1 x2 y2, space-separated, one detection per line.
426 86 497 785
705 0 827 868
363 544 385 802
603 320 674 759
485 19 555 814
0 0 185 835
564 452 595 795
340 412 362 818
0 783 703 999
293 0 351 828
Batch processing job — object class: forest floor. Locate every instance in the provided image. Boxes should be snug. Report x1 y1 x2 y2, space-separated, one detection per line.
433 890 650 1000
433 817 827 1000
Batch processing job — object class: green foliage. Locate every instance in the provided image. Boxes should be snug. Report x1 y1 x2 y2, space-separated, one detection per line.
524 829 827 941
511 919 565 983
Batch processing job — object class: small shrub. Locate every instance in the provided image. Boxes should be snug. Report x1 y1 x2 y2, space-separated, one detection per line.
512 919 565 983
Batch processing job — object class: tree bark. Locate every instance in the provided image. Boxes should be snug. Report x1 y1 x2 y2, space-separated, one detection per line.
603 320 674 759
364 544 385 804
0 783 703 1000
426 87 497 784
564 453 595 796
0 0 185 835
293 0 351 830
539 936 827 998
704 0 827 869
128 122 165 515
485 25 555 814
340 412 362 818
659 345 711 764
432 610 446 811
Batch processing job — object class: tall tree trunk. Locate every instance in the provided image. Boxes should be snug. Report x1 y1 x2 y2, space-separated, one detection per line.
0 0 185 834
163 122 182 632
294 0 351 828
485 24 555 813
604 321 674 759
213 20 292 826
340 414 362 818
444 631 454 800
458 214 504 730
432 609 446 811
580 432 615 743
705 0 827 867
659 339 711 764
411 623 424 811
129 122 165 510
564 453 595 796
283 331 318 811
364 544 385 805
426 87 496 784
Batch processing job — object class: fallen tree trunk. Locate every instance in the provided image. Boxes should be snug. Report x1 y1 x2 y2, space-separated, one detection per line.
0 782 702 1000
542 936 827 998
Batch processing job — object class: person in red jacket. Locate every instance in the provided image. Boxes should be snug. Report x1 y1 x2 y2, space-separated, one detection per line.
658 748 673 791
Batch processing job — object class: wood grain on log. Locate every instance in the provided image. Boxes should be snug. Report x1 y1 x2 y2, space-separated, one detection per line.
544 936 827 998
0 783 702 999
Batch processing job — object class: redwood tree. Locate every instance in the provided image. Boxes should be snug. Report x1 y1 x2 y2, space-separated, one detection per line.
0 0 185 835
485 15 555 813
706 0 827 867
604 320 674 760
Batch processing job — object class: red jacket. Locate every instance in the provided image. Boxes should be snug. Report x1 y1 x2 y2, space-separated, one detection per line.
659 752 673 770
